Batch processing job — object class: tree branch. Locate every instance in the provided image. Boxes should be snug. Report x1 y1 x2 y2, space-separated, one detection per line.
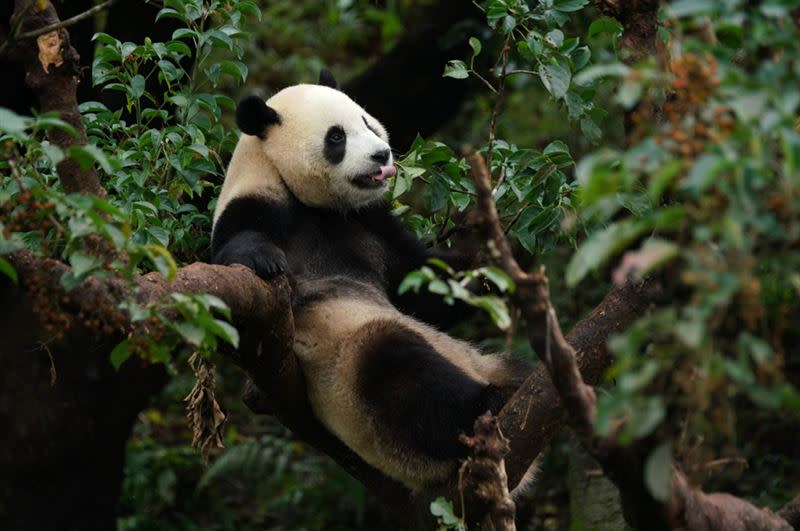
8 0 106 196
14 0 118 42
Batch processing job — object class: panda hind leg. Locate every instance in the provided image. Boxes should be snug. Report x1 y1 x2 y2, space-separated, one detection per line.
351 320 503 460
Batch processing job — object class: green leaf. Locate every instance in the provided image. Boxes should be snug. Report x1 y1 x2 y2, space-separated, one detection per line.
644 443 672 502
0 107 31 134
130 74 146 100
554 0 589 12
538 61 571 100
398 270 429 294
545 29 564 48
668 0 714 17
574 63 629 85
681 154 726 196
468 37 482 58
474 296 512 330
580 117 602 143
68 144 114 173
208 319 240 348
110 340 133 370
631 397 666 439
0 257 18 284
571 46 591 71
144 244 177 281
430 497 463 528
173 321 206 347
482 267 515 293
443 60 469 80
220 60 248 83
69 252 102 277
543 140 570 156
588 16 623 37
565 219 651 287
424 174 450 211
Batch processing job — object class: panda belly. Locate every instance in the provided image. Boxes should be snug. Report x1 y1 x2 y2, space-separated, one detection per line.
291 285 512 489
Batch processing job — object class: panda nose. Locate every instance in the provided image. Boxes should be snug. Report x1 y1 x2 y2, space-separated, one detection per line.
370 149 391 165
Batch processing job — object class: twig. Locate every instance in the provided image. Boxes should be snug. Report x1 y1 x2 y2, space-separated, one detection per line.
40 342 57 385
472 70 498 94
502 201 531 234
460 412 516 531
16 0 119 41
506 69 538 76
8 159 26 190
0 0 36 56
486 35 512 173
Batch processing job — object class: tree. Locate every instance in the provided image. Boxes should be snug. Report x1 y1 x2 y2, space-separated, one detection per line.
1 0 798 530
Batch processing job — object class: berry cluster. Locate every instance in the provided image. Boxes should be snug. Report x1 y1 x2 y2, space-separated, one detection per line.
1 191 57 238
656 53 735 162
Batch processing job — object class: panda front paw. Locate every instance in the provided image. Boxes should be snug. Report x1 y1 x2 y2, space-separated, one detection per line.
213 234 288 280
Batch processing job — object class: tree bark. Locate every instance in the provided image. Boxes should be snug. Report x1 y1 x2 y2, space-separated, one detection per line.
9 0 105 196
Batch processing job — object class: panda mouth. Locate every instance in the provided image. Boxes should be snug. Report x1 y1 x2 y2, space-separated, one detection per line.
351 165 396 189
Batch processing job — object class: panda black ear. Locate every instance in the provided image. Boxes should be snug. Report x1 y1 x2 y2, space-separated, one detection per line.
318 68 339 90
236 95 281 138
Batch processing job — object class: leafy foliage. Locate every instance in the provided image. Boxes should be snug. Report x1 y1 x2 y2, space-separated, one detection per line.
3 0 800 527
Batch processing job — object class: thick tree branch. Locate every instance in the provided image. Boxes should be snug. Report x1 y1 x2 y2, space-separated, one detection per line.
470 152 794 530
8 0 106 196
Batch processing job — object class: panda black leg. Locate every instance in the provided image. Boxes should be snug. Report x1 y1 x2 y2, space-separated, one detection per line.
354 321 503 460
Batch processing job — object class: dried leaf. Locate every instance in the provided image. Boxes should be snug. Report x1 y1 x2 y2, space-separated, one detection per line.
184 352 226 459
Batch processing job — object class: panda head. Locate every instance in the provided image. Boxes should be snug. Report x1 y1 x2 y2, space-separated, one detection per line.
236 70 395 210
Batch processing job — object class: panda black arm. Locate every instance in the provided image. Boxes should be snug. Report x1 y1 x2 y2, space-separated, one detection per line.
211 196 292 279
358 203 477 329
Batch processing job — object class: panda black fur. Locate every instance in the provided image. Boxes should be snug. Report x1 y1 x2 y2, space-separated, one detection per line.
212 71 533 490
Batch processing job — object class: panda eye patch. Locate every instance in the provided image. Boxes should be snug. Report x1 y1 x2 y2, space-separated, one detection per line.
326 126 346 144
324 125 347 164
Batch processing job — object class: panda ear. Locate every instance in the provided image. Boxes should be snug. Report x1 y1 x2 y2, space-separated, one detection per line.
236 95 281 138
318 68 339 90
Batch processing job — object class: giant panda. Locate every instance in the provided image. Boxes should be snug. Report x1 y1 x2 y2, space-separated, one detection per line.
211 70 532 491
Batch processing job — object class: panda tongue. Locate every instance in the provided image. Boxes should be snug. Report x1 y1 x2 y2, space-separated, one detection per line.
372 165 397 182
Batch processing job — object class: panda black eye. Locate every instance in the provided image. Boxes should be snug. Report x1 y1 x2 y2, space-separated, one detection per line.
326 126 346 144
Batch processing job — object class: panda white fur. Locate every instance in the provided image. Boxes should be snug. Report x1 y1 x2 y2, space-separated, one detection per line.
212 70 532 491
